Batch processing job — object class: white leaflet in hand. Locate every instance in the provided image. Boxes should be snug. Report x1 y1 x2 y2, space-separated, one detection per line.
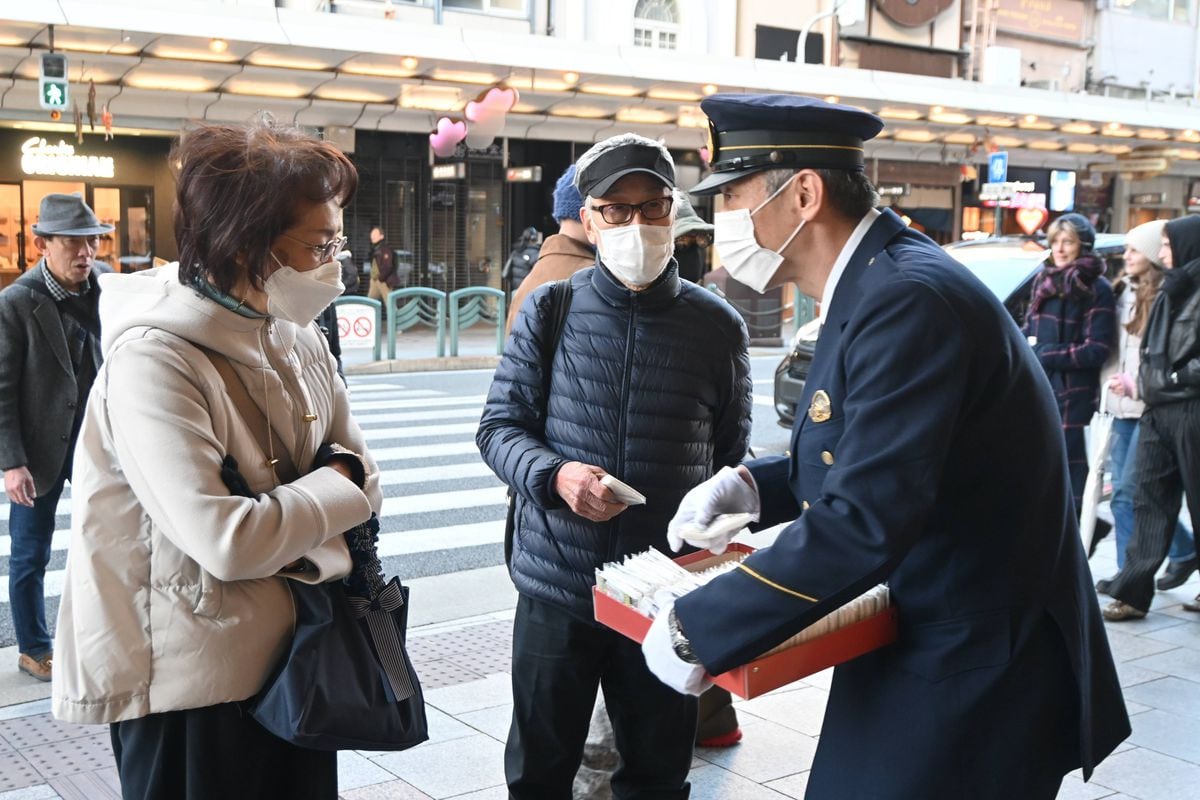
677 512 756 544
600 474 647 506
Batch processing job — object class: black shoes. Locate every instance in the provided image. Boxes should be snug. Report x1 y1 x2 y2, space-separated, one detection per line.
1096 578 1114 596
1087 519 1113 559
1157 558 1198 591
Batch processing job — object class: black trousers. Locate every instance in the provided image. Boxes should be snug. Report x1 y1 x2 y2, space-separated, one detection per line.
506 594 697 800
110 701 337 800
1064 426 1088 517
1111 400 1200 611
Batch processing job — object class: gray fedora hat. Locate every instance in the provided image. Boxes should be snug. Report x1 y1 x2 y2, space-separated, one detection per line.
31 193 114 236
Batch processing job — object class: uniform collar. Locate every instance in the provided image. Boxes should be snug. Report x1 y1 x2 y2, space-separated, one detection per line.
818 209 880 322
590 258 682 309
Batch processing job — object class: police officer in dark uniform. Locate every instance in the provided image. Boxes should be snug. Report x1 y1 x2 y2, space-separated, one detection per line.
639 94 1129 799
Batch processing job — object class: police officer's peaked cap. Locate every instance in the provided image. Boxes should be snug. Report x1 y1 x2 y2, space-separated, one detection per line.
690 94 884 196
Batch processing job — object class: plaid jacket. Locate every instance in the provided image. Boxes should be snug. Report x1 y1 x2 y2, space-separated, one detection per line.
1023 269 1116 427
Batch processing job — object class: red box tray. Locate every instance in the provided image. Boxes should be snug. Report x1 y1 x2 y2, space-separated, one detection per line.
593 543 899 699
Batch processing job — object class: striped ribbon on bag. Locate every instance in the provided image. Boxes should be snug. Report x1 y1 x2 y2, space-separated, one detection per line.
346 577 416 702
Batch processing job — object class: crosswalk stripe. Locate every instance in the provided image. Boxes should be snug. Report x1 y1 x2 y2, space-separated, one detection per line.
369 441 481 462
361 422 481 442
356 406 482 426
350 389 444 401
380 485 506 516
375 520 502 557
351 394 488 411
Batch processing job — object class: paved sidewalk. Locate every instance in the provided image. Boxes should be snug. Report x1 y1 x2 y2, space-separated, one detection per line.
0 534 1196 799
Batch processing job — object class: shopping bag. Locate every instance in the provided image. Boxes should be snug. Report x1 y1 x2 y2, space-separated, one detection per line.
1080 395 1115 554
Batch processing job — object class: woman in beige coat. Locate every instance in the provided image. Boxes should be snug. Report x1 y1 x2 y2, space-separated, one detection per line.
52 118 382 799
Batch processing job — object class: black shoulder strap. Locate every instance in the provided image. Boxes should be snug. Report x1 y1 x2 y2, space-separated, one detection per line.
541 278 573 396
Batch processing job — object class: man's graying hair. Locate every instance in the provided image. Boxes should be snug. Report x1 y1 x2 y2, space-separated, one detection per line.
761 167 879 219
574 133 675 198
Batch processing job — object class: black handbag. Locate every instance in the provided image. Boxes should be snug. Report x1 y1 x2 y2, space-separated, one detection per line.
203 348 428 752
504 278 573 567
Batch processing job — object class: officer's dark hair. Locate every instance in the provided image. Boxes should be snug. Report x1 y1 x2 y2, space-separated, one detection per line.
172 113 358 294
761 168 879 220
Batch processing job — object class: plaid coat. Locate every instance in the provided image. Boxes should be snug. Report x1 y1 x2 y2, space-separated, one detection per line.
1023 262 1116 427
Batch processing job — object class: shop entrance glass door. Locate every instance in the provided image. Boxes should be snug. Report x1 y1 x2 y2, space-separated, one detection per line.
0 183 20 288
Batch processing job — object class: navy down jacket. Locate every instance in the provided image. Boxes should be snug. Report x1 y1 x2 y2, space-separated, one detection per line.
477 262 753 618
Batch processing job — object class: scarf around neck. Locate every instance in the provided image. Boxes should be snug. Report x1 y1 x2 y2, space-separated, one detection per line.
1030 254 1104 314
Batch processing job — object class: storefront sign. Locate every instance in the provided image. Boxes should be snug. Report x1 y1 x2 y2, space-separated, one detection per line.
877 183 910 196
431 162 466 180
1088 158 1171 175
20 137 114 179
979 180 1036 202
995 0 1085 43
1130 192 1167 206
505 166 543 183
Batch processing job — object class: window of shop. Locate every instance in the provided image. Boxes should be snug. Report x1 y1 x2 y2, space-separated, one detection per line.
634 0 680 49
443 0 527 14
1110 0 1191 22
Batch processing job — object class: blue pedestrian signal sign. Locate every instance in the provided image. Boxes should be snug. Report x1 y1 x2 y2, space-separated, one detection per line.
39 54 69 111
988 152 1008 184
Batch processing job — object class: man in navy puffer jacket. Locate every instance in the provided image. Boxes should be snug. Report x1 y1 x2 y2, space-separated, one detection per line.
477 134 753 799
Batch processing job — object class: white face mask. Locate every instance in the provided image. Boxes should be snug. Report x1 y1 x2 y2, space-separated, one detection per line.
264 254 344 324
593 219 675 288
714 173 805 293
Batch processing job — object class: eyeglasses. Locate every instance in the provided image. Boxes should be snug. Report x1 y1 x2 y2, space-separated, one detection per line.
281 232 347 262
590 196 674 225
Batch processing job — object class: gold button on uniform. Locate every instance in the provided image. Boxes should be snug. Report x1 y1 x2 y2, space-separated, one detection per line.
821 450 834 466
303 414 318 422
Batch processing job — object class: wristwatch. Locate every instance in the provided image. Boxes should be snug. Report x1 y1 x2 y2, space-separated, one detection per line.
667 607 700 664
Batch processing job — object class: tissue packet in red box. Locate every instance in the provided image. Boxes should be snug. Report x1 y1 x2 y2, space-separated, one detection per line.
592 543 899 699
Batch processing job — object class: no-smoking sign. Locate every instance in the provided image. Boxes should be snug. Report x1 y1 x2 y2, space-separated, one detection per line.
336 304 376 350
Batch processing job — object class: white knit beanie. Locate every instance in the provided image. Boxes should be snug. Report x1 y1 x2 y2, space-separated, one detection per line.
1125 219 1167 269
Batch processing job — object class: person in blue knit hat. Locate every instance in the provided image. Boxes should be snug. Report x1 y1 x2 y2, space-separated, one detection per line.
505 163 594 331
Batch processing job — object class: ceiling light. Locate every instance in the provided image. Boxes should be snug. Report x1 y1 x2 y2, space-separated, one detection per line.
1138 128 1170 140
929 110 972 125
150 45 239 63
879 106 922 120
1177 149 1200 160
246 53 331 70
894 129 937 142
701 83 718 96
316 86 394 104
511 102 542 114
1060 122 1097 135
225 80 311 99
401 56 419 71
1099 143 1133 155
1067 142 1100 154
1106 125 1135 138
563 71 579 85
647 87 702 102
1027 140 1064 150
616 107 674 125
399 84 463 111
991 135 1023 147
580 83 643 97
1018 115 1054 130
976 115 1015 128
209 38 228 54
124 73 220 92
342 62 419 79
943 132 977 144
1179 129 1200 142
677 106 707 128
549 105 611 119
430 68 500 85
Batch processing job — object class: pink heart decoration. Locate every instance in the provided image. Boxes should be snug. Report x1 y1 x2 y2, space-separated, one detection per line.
466 86 518 123
429 117 467 158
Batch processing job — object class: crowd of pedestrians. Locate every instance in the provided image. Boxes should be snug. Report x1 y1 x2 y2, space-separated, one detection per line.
0 92 1197 800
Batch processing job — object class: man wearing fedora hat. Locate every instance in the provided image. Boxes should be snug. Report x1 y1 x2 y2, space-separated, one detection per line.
0 193 112 681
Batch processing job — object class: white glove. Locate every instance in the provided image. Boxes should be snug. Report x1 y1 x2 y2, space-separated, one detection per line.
667 466 760 554
641 603 712 696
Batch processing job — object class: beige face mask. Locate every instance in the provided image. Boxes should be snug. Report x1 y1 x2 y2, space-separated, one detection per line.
264 253 344 323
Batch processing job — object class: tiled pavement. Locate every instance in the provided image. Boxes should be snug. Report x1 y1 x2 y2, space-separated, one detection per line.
0 541 1197 799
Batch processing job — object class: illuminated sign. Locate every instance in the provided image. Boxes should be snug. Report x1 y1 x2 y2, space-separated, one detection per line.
877 183 910 196
20 137 114 179
431 162 466 180
505 166 543 183
979 180 1036 202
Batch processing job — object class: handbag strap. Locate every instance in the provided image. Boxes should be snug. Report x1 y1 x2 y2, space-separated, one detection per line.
200 347 300 483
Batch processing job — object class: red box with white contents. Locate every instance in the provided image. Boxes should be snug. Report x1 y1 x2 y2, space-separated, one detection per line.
592 544 899 699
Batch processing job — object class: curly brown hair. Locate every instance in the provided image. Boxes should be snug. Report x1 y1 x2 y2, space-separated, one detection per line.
171 115 357 294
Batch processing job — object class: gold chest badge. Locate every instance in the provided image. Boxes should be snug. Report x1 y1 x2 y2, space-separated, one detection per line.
808 390 832 423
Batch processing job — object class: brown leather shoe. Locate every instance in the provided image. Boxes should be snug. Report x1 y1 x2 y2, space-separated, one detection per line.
17 652 51 682
1102 601 1147 622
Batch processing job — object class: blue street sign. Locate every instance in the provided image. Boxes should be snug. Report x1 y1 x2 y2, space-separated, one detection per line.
988 152 1008 184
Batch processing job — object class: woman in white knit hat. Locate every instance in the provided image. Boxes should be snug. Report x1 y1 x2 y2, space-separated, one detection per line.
1095 219 1196 597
